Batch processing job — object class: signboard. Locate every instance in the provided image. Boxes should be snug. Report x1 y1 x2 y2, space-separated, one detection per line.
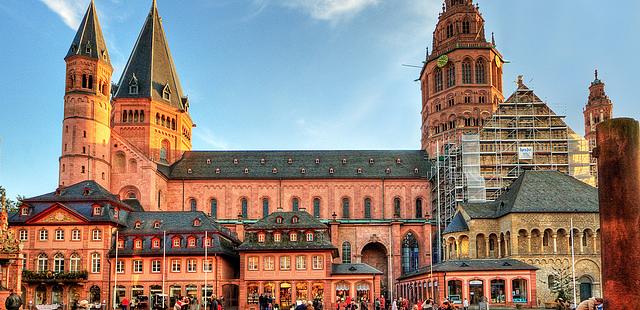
518 146 533 160
469 280 483 285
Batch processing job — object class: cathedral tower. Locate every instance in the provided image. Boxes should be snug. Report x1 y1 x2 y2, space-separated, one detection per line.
112 0 193 165
419 0 505 156
583 70 613 182
59 0 113 188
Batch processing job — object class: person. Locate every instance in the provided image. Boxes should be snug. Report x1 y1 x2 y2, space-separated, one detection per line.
576 297 603 310
5 289 22 310
438 300 452 310
462 298 469 310
121 297 130 310
421 299 432 310
379 296 385 310
391 300 397 310
295 300 307 310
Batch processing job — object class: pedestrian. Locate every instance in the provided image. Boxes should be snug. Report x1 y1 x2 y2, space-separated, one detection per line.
576 297 603 310
421 299 432 310
379 296 385 310
462 298 469 310
121 297 130 310
5 289 22 310
391 300 397 310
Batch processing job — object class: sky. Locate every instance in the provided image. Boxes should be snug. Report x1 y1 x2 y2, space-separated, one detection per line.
0 0 638 199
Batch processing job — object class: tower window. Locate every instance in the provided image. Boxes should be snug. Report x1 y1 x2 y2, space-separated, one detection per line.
462 20 470 34
446 23 454 38
476 59 486 84
434 68 443 92
129 85 138 95
446 64 456 88
88 75 93 89
81 166 85 173
162 84 171 101
85 42 91 54
462 61 472 84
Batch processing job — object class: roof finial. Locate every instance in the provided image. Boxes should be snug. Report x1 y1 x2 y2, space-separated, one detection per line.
594 69 598 81
516 75 524 88
425 47 429 60
491 32 495 45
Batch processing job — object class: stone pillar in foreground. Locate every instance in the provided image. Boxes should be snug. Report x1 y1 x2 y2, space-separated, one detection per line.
596 118 640 309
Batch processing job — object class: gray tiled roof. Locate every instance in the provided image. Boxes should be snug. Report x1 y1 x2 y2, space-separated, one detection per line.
24 180 121 204
114 1 187 110
462 171 598 219
332 263 383 275
65 1 110 64
247 210 327 231
397 258 537 280
166 150 430 179
443 212 468 234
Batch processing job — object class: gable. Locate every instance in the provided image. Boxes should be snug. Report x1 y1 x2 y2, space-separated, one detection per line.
26 203 88 225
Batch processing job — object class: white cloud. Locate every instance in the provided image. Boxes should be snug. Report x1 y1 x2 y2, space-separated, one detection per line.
194 127 231 150
279 0 379 21
40 0 87 30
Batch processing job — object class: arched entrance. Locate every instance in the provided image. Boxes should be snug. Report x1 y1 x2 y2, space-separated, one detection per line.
361 242 388 297
579 276 593 301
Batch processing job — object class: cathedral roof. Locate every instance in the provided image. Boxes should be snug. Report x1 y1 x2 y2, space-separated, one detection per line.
460 170 598 219
165 150 431 180
114 0 187 111
65 0 110 65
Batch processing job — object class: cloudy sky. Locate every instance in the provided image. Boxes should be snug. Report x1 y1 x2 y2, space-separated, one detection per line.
0 0 638 199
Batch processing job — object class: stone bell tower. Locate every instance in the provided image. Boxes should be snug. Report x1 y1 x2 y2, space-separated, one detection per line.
59 0 113 188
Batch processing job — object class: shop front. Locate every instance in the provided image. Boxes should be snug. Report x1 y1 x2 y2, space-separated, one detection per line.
279 282 292 308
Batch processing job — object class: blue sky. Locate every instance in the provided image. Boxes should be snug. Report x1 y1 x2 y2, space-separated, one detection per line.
0 0 638 199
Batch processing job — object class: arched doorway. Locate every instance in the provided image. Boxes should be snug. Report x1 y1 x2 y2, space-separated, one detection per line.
579 276 593 301
361 242 388 297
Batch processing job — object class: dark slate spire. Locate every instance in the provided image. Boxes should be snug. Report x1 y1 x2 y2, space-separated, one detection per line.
65 0 110 64
114 0 188 111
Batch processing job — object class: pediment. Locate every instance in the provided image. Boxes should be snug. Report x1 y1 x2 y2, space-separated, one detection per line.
27 204 88 224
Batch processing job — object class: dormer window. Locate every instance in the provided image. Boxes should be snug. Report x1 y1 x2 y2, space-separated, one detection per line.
306 232 314 241
187 168 193 174
396 158 402 164
342 158 347 164
117 238 125 249
414 168 419 174
93 206 102 216
289 232 298 242
291 216 299 224
152 238 161 248
385 168 391 174
260 158 266 165
276 216 283 224
162 83 171 101
204 237 212 247
274 232 281 242
369 158 375 164
300 168 306 174
113 208 119 219
329 168 334 174
128 75 139 95
215 168 221 174
356 168 363 174
20 207 29 216
233 158 239 165
206 159 211 165
193 218 201 227
134 239 143 249
85 41 91 54
315 158 320 164
187 237 197 247
153 221 161 229
258 233 265 243
244 168 249 174
134 221 141 229
172 238 181 248
272 168 278 174
287 158 293 164
83 187 91 196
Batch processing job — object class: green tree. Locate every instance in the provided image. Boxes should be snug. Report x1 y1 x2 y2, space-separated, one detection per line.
544 265 575 303
0 186 23 212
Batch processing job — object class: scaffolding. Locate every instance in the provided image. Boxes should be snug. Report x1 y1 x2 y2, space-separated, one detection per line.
430 80 596 238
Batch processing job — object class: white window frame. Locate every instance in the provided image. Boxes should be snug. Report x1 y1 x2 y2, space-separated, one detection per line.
172 238 180 248
91 253 101 273
53 254 65 273
274 233 281 242
152 239 161 248
264 256 274 271
37 254 48 272
279 256 290 271
55 229 64 241
187 259 197 272
133 260 143 273
247 256 258 271
116 260 125 273
71 229 80 241
290 232 297 242
258 233 265 243
70 254 80 272
152 260 161 273
312 255 323 270
296 255 307 270
203 259 213 273
171 259 181 272
19 230 28 241
92 229 101 241
306 232 313 242
39 229 48 241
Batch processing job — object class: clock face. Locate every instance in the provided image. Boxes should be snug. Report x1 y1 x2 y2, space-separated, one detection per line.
437 55 449 68
494 55 502 68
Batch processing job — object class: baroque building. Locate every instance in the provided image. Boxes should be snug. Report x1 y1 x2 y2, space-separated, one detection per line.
582 71 613 183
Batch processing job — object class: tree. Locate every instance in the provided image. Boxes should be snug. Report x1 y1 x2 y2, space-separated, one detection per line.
544 265 575 303
0 186 23 213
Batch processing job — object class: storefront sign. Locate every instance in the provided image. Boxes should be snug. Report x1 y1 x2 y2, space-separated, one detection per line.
469 280 483 285
518 146 533 160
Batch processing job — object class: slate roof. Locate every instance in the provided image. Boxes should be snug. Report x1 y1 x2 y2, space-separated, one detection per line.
114 0 187 110
65 0 110 65
23 180 121 204
397 258 537 280
113 211 240 257
442 212 468 234
237 210 338 256
332 263 383 275
461 170 598 220
165 150 430 180
9 201 124 226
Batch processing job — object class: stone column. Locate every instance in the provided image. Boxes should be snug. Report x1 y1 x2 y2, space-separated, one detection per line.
485 239 489 258
596 118 640 310
578 233 584 254
455 239 460 259
593 234 598 254
527 235 532 254
552 234 557 254
497 239 502 258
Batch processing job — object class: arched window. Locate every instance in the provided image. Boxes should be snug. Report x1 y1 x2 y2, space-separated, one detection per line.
156 113 160 124
475 59 486 84
292 198 299 212
313 198 321 218
160 140 170 162
210 199 217 219
462 60 472 84
393 197 401 218
54 253 65 273
364 198 372 219
462 20 470 34
434 68 443 92
88 75 93 89
140 111 145 122
37 254 48 272
134 110 139 122
70 253 81 272
82 74 87 88
342 241 352 264
122 110 128 122
189 198 197 211
446 64 456 88
446 23 454 38
415 198 423 218
402 233 419 274
342 198 350 219
241 198 248 219
262 198 269 218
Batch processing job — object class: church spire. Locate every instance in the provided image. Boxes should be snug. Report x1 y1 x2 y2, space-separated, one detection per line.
114 0 188 111
65 0 110 65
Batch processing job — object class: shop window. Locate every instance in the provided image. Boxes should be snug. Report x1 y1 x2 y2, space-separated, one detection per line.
490 279 506 303
512 279 528 303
